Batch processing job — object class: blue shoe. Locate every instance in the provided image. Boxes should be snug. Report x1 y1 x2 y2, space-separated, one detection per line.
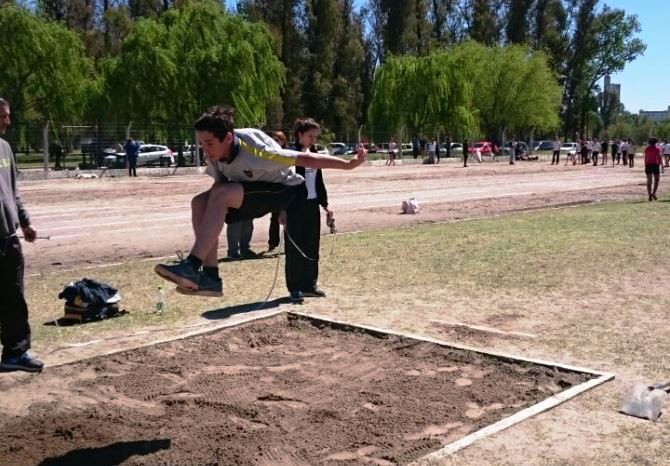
290 290 304 304
1 352 44 373
176 273 223 298
155 256 200 290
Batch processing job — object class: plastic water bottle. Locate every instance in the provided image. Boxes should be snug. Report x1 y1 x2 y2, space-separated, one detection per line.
156 286 165 315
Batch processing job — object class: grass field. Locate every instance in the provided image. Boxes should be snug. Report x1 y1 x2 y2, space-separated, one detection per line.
23 199 670 464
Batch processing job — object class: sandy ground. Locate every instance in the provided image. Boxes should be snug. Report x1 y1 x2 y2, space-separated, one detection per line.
0 314 592 465
20 161 644 274
2 160 665 465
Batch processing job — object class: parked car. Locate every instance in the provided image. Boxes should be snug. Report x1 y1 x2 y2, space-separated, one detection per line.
401 143 413 155
440 142 463 156
361 142 379 153
327 142 348 156
534 140 554 151
104 144 174 168
469 141 498 155
560 142 578 157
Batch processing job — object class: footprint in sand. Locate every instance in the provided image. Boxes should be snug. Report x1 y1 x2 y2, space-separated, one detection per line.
437 366 461 373
455 378 472 387
464 407 485 419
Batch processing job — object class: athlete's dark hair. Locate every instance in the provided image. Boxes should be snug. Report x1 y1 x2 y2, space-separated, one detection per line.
194 105 235 141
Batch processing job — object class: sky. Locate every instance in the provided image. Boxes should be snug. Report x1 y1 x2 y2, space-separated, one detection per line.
225 0 667 114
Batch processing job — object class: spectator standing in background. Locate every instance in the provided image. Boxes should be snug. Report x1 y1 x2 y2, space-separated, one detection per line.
124 138 140 177
551 136 560 165
644 138 664 201
601 139 609 166
463 139 469 167
628 138 636 168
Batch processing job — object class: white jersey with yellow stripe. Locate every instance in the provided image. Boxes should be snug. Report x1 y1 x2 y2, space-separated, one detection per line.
206 128 305 186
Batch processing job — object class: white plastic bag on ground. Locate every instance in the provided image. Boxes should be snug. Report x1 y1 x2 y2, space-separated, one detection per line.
401 198 420 214
620 384 667 421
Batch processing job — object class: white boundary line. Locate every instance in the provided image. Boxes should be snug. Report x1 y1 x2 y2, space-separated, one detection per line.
286 311 615 463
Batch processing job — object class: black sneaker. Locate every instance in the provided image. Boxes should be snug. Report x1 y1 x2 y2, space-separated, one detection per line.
290 290 304 304
302 288 326 298
176 273 223 297
1 352 44 373
241 249 260 259
154 256 200 290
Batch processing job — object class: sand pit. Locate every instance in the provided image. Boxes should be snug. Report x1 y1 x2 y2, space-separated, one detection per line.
0 313 606 465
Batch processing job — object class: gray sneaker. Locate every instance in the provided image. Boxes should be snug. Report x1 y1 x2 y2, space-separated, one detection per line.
155 256 200 290
176 273 223 297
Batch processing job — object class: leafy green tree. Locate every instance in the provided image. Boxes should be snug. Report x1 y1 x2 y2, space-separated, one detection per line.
303 0 341 125
237 0 306 128
453 42 561 142
0 5 94 122
367 49 476 142
532 0 568 73
369 0 429 60
470 0 498 45
102 1 285 127
330 0 366 140
506 0 533 44
575 7 645 136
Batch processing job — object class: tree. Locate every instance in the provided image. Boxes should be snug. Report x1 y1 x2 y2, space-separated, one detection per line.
303 0 341 126
0 5 94 123
470 0 498 45
330 0 366 140
575 7 645 136
453 42 561 142
101 1 285 126
506 0 533 44
367 49 476 142
237 0 306 128
369 0 429 60
532 0 568 73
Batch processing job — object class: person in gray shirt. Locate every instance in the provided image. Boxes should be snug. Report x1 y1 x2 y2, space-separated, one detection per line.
154 105 367 297
0 98 43 373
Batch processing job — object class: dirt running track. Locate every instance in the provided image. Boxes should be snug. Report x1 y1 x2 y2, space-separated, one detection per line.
19 162 645 274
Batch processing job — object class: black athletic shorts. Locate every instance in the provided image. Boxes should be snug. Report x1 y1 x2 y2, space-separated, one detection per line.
225 182 302 224
645 164 660 176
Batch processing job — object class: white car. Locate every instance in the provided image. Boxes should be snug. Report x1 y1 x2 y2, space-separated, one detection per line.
104 144 175 168
534 140 555 151
560 142 578 156
326 142 348 155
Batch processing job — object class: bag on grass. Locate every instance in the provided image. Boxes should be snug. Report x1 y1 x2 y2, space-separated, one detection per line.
58 278 122 322
401 198 420 215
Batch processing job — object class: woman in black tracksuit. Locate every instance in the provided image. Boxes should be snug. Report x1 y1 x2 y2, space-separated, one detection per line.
285 118 331 303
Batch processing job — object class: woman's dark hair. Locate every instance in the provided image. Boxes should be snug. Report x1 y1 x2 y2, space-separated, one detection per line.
194 105 235 141
293 118 320 146
271 130 288 148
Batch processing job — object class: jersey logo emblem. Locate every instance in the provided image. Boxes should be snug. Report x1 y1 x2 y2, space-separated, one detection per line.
243 170 253 178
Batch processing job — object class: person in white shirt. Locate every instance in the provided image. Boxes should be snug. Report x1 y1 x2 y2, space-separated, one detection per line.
627 138 636 168
662 140 670 168
621 139 628 166
154 106 366 297
551 137 561 165
285 118 333 303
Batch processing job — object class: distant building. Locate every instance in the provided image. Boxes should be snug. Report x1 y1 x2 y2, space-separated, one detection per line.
604 75 621 102
639 106 670 122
